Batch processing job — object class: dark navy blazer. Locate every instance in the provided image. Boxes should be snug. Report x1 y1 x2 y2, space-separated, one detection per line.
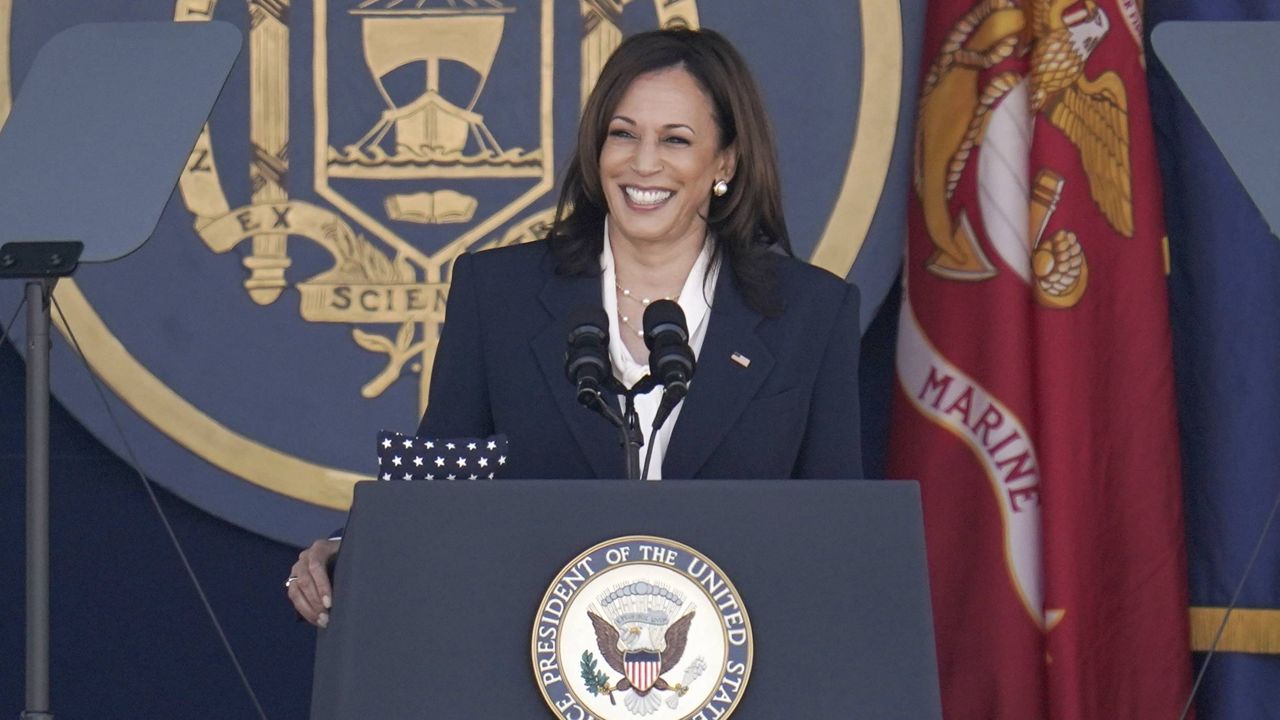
417 241 863 480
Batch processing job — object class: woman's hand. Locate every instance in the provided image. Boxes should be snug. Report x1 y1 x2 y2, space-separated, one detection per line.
287 538 340 627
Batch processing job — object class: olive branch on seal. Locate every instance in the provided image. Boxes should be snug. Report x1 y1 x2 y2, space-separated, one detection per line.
580 651 615 704
315 221 428 399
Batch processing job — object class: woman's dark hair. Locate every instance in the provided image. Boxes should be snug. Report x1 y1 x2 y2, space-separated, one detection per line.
547 27 793 316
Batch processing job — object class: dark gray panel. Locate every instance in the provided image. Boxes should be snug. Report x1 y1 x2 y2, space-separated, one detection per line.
0 21 240 261
311 479 942 719
1152 21 1280 241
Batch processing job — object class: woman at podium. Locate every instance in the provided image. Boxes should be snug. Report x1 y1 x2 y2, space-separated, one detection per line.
288 27 862 627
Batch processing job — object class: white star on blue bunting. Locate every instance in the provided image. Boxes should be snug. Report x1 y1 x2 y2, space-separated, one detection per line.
376 430 508 481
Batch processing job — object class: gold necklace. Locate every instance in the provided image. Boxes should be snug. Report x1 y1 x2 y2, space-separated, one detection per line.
614 280 677 308
615 281 677 339
617 311 645 338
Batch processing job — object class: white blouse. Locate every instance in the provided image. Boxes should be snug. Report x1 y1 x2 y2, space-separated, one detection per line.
599 227 719 480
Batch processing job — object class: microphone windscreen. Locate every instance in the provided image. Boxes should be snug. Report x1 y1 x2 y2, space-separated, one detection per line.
567 305 609 343
642 299 688 349
564 304 612 387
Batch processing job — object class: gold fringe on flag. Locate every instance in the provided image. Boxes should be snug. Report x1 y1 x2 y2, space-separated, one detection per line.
1190 607 1280 654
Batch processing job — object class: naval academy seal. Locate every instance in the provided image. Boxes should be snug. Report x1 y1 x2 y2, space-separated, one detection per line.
532 536 753 719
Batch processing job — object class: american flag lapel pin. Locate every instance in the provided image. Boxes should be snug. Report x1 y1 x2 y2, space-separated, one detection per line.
730 352 751 368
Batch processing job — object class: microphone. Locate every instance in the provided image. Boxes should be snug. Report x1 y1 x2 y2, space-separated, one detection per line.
564 305 642 479
564 306 613 411
643 300 696 432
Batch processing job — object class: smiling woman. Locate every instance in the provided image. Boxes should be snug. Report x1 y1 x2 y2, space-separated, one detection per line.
596 66 736 362
289 27 865 628
550 29 790 323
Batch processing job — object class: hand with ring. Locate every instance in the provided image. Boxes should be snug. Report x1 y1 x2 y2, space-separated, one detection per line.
286 538 340 627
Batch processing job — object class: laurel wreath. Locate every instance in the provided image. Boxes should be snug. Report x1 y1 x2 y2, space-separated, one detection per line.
321 220 413 284
580 651 613 697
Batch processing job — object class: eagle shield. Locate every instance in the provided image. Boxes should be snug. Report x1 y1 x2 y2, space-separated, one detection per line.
623 651 662 694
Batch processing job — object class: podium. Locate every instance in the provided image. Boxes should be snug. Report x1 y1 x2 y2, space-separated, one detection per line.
310 479 942 718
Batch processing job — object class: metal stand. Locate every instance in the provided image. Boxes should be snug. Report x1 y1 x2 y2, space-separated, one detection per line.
2 241 83 720
0 21 240 718
620 391 644 481
24 279 53 720
581 377 651 481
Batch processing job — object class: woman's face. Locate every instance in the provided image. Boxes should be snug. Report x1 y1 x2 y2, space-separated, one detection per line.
598 66 735 253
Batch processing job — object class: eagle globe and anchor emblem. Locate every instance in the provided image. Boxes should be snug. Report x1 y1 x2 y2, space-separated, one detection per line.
534 537 752 719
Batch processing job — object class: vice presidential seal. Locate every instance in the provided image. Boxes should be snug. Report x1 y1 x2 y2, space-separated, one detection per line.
533 536 752 719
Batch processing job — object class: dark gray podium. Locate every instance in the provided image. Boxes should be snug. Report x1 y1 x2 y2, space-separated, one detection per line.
309 479 941 719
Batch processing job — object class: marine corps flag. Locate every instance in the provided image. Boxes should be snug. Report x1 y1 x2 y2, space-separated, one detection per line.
889 0 1193 717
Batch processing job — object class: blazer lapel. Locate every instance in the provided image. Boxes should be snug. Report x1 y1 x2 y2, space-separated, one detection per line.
663 269 773 479
530 266 625 479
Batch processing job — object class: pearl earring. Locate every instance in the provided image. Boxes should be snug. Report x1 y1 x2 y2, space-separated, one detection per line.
712 179 729 197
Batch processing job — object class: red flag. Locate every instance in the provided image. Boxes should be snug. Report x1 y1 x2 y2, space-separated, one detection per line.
889 1 1193 717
